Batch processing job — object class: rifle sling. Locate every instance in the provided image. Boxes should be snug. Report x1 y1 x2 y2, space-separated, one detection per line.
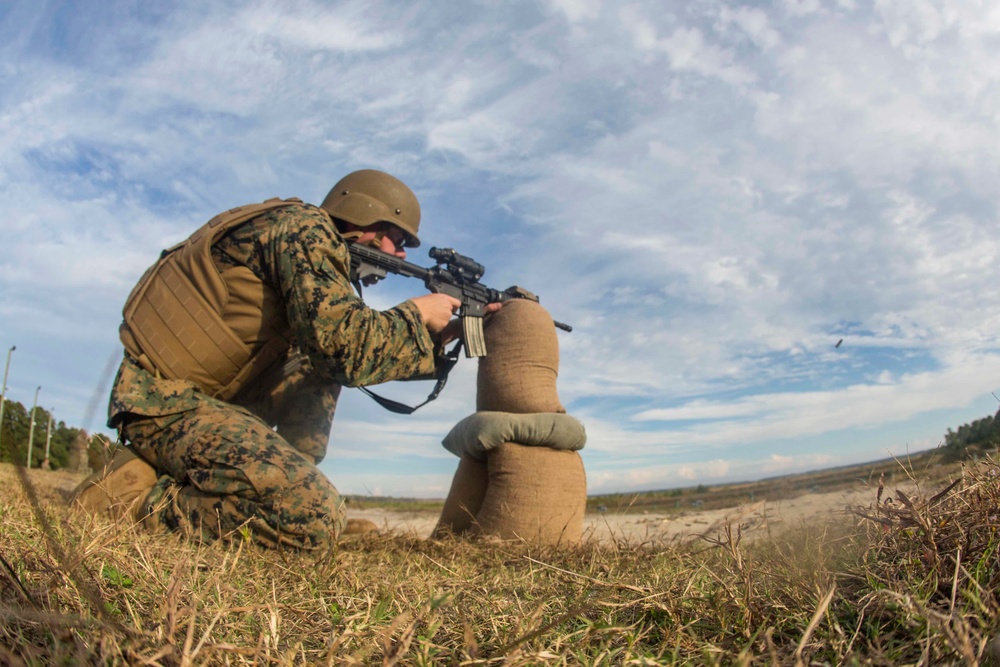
358 341 463 414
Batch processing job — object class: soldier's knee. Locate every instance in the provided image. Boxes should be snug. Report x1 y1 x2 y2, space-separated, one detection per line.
309 487 346 548
239 453 325 500
276 472 346 550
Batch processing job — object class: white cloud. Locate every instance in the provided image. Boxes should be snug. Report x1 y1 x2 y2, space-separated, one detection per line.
626 351 1000 450
238 3 402 53
781 0 823 17
620 9 755 88
719 6 782 50
427 112 532 163
546 0 602 24
761 452 833 475
634 401 762 422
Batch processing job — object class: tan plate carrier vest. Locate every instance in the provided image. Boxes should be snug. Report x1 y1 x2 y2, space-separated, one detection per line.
120 198 305 400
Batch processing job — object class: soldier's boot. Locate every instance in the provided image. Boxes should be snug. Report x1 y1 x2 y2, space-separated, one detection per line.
70 447 158 522
342 518 379 535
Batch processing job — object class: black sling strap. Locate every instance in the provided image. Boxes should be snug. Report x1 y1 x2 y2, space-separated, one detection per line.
351 273 466 413
358 341 463 414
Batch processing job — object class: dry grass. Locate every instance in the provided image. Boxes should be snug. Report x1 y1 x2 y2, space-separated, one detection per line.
1 459 999 666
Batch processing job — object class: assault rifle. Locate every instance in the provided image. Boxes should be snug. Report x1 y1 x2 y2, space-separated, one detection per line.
348 242 571 358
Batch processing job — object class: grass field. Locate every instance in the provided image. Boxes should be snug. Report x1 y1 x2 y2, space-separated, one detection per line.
1 456 999 665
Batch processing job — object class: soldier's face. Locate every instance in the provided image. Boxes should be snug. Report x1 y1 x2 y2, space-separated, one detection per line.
357 225 407 259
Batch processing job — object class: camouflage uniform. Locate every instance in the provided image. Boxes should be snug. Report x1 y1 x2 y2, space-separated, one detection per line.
109 204 438 549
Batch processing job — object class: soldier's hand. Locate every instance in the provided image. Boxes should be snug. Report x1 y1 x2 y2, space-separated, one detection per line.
411 294 462 334
438 302 503 345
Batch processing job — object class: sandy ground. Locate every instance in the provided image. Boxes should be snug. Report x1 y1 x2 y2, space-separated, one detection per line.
347 486 880 544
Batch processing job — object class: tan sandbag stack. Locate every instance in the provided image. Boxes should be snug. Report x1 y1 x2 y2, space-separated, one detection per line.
433 300 587 545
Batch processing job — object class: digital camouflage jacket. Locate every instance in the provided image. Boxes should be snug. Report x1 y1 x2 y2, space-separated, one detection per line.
108 202 438 438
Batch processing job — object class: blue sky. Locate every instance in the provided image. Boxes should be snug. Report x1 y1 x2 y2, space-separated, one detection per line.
2 0 998 497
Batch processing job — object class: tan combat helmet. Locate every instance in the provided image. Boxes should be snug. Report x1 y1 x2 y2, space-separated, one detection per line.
320 169 421 247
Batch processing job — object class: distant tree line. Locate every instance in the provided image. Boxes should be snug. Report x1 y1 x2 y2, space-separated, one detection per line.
0 399 112 472
942 406 1000 460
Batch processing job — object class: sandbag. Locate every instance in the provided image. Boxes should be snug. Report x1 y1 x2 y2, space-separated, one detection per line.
477 300 564 414
471 442 586 544
431 456 488 537
435 299 586 546
442 411 586 461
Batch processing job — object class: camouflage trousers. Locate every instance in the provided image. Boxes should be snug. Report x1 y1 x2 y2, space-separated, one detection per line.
122 397 345 551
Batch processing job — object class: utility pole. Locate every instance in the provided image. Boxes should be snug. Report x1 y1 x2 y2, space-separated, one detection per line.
26 385 40 468
44 408 54 468
0 345 15 458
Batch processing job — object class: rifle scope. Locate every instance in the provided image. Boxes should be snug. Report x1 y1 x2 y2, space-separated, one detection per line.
429 247 485 281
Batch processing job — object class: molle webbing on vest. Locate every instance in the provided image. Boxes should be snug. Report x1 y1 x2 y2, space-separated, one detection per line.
120 198 302 400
